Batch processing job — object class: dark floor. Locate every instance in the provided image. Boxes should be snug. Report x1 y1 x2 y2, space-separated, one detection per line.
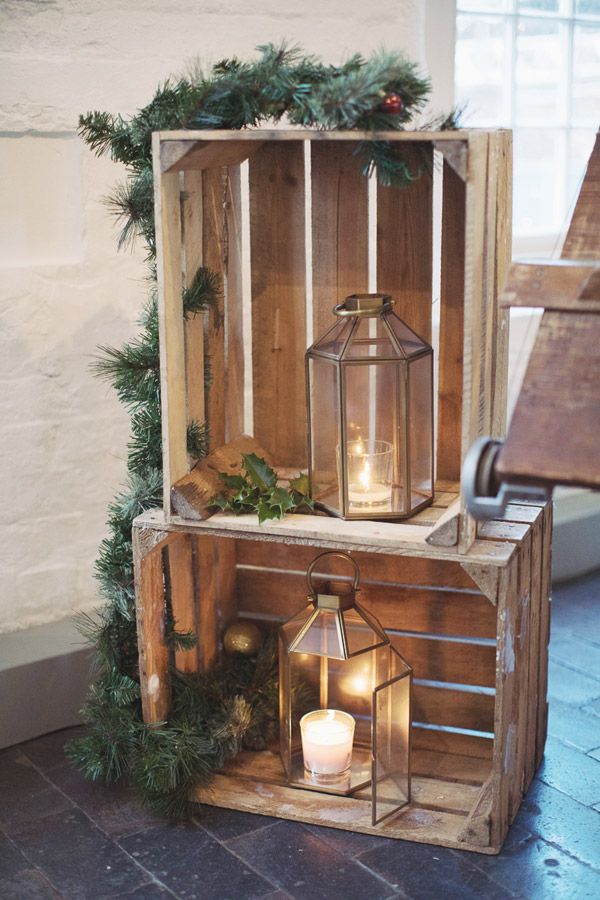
1 574 600 900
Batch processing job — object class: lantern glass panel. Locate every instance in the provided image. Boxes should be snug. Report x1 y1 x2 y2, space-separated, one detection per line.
342 316 402 359
292 609 343 658
307 356 342 513
373 673 411 825
385 312 430 356
313 317 354 356
408 354 434 511
341 607 387 656
342 363 406 516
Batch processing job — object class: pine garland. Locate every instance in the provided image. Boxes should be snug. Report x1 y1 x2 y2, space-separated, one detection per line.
69 43 457 818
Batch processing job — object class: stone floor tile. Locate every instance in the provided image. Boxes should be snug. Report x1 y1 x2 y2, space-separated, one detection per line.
10 808 151 899
466 835 600 899
582 696 600 718
360 839 512 900
47 761 167 838
18 727 86 773
0 748 73 830
304 822 396 857
515 778 600 872
547 660 600 706
549 635 600 680
119 822 274 900
0 829 31 876
547 699 600 753
194 805 278 842
538 736 600 807
0 869 63 899
227 820 396 900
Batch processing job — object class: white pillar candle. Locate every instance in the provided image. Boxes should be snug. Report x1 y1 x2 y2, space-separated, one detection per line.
300 709 355 780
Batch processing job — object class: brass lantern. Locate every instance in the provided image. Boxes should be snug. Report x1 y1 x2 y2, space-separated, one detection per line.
279 551 412 826
306 293 434 520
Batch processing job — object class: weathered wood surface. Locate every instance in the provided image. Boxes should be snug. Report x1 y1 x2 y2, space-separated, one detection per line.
496 310 600 489
170 435 270 520
202 167 227 450
501 260 600 313
182 170 206 438
561 130 600 261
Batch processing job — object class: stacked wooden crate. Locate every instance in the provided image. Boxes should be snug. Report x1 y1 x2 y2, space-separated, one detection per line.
133 128 552 853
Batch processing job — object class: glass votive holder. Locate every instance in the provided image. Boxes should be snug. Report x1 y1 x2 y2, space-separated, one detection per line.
300 709 355 783
346 439 393 510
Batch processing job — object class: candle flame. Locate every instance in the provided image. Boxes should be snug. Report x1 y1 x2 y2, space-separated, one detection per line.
359 459 371 491
325 709 335 722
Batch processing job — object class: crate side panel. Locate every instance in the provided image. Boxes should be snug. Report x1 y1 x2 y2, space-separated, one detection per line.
167 534 200 674
203 167 227 449
249 142 307 467
377 143 433 343
224 164 245 440
182 170 206 438
193 534 237 672
491 130 512 437
311 141 369 336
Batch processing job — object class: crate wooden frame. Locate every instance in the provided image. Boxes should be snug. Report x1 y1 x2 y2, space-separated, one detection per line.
133 500 551 854
152 128 513 553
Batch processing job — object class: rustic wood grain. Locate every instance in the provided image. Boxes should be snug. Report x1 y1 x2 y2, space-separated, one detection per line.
501 260 600 313
182 170 206 441
561 130 600 260
167 534 199 673
203 166 227 449
133 531 170 723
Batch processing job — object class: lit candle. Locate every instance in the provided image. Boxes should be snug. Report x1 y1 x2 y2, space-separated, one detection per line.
300 709 355 781
348 454 392 509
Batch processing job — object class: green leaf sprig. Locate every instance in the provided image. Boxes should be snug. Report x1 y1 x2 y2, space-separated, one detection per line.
210 453 314 524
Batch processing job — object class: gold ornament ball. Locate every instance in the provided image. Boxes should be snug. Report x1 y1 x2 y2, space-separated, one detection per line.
223 622 262 656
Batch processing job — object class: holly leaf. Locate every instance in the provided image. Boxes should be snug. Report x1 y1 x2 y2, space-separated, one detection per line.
257 498 281 525
209 494 229 511
289 472 309 496
291 490 314 510
270 487 296 517
220 473 247 491
243 454 277 492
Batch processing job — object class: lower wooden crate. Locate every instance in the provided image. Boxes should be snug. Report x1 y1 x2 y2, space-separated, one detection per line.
132 501 552 854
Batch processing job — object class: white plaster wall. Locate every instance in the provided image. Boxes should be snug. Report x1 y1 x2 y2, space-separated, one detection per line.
0 1 433 633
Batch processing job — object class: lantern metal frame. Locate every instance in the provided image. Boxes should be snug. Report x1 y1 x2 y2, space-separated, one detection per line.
279 551 413 826
305 293 435 521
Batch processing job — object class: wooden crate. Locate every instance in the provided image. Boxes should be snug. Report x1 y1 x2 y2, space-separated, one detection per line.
152 128 512 553
132 499 551 854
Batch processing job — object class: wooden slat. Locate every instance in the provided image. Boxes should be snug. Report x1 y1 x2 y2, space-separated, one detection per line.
491 130 512 438
524 511 543 788
394 635 496 688
459 132 490 552
133 536 170 723
167 535 199 674
249 142 307 467
496 310 600 489
561 130 600 260
437 157 465 483
536 501 553 768
203 166 227 449
414 684 495 734
161 139 263 173
193 535 237 672
153 135 187 516
377 144 433 341
412 727 493 760
224 165 245 439
508 531 532 822
457 774 494 848
501 260 600 313
236 569 497 639
490 555 519 847
311 141 369 336
182 169 206 439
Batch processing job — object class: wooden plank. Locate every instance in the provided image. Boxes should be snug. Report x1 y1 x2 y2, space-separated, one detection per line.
437 157 465 483
414 685 495 734
412 727 493 760
434 140 468 181
501 260 600 313
490 555 519 848
377 144 433 341
161 139 263 174
157 129 478 145
536 501 553 769
193 535 237 672
459 132 490 552
457 774 494 848
203 166 227 449
224 165 245 440
426 500 460 547
496 310 600 489
182 169 206 439
238 569 497 640
250 142 307 467
193 775 489 852
508 531 532 823
491 130 512 438
167 535 199 673
524 511 543 789
311 141 369 337
561 130 600 261
133 532 170 724
153 135 187 516
394 635 496 688
478 521 529 542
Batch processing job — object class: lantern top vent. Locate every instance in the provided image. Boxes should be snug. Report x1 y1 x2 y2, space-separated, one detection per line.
308 293 431 362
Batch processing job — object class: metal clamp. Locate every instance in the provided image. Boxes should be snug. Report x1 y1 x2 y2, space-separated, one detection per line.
462 437 551 520
306 551 360 598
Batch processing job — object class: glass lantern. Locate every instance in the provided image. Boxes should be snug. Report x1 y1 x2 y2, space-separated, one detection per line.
306 293 434 520
279 551 412 826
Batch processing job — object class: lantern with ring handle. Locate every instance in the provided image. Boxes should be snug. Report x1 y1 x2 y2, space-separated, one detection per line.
278 550 412 825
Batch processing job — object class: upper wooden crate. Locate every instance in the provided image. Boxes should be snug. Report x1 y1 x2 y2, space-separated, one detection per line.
153 129 512 551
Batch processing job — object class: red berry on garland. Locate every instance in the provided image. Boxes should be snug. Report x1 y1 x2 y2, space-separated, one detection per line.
380 92 404 115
